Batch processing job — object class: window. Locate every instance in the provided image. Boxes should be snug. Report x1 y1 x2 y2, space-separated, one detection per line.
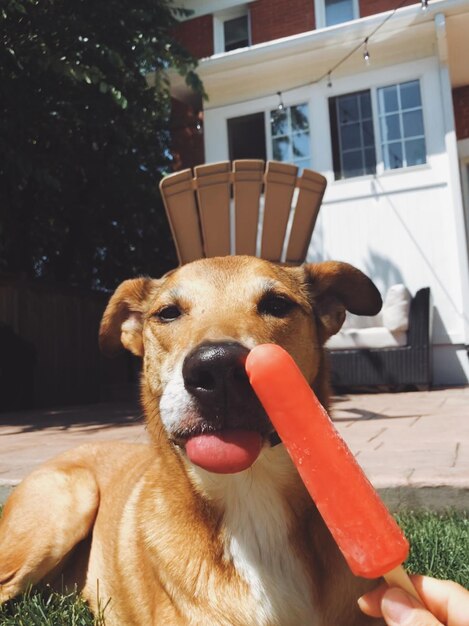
228 113 266 161
378 80 426 170
329 79 427 179
226 104 311 167
315 0 359 28
325 0 355 26
329 91 376 179
270 103 311 170
224 15 249 52
214 7 250 54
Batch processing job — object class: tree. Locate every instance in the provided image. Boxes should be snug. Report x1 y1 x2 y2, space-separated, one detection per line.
0 0 202 289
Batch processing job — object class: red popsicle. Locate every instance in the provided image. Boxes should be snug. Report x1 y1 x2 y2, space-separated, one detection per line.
246 344 418 593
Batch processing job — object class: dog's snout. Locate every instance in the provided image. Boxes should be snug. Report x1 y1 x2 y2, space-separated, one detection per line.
183 342 250 405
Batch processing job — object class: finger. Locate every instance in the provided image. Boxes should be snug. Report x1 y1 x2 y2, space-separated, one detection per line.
410 576 469 626
381 587 444 626
358 582 388 617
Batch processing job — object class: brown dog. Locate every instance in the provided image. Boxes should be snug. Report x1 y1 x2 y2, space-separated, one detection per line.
0 256 385 625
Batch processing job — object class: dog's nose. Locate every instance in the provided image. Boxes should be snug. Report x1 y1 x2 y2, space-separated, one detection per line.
183 342 251 406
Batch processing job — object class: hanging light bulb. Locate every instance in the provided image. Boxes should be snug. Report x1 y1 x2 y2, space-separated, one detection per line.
421 0 429 10
363 38 370 65
327 72 332 88
277 91 285 111
195 111 203 134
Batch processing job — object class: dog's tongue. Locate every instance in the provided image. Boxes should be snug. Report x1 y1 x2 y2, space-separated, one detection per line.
185 430 263 474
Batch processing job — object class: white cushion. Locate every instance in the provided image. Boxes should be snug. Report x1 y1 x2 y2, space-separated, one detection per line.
327 283 411 350
326 327 408 350
381 284 411 332
342 311 383 330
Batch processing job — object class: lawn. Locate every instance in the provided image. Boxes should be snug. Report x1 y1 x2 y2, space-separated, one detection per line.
0 509 467 624
396 509 469 587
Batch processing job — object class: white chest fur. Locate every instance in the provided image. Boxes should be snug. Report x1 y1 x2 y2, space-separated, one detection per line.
190 446 318 626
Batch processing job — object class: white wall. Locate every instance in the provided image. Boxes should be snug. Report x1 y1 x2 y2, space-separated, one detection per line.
203 56 469 385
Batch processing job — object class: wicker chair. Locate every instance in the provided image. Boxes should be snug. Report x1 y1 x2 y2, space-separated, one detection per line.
159 160 326 264
328 287 432 391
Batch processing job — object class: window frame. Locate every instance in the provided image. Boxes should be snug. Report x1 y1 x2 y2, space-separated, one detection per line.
329 89 377 180
329 77 428 181
377 80 427 172
314 0 360 29
213 6 251 54
268 102 312 171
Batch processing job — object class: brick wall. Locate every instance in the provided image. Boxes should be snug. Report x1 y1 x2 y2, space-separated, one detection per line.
453 86 469 140
250 0 315 44
359 0 416 18
170 98 205 171
171 1 425 58
172 14 213 59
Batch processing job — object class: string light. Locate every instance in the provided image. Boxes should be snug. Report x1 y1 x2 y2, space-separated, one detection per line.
363 38 370 65
313 0 411 86
277 91 285 110
203 0 429 112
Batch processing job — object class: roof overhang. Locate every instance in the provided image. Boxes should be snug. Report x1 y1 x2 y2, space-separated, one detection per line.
170 0 469 108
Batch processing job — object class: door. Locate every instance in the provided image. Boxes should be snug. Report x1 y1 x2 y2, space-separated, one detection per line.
227 112 266 161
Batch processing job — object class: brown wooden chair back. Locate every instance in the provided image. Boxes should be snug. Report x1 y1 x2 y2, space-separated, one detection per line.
159 160 327 265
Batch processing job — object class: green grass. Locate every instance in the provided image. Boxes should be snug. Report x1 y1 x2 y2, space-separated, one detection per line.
0 509 467 623
0 588 97 626
396 509 469 588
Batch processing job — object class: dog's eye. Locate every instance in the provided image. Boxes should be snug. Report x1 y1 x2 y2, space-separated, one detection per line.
258 294 296 318
155 305 182 322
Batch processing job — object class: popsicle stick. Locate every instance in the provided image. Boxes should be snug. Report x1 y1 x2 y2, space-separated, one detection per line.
384 565 422 603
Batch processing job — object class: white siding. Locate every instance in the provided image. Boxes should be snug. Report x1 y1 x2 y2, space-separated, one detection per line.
203 57 469 385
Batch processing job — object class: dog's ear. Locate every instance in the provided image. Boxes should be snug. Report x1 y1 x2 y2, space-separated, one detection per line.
99 277 158 357
304 261 382 341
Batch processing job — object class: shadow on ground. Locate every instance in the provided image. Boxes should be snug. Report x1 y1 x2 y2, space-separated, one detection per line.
0 402 142 434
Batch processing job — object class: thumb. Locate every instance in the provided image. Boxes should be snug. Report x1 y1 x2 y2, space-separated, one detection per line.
381 588 444 626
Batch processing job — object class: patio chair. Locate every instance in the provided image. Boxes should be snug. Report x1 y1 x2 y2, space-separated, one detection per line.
328 287 432 391
159 160 327 265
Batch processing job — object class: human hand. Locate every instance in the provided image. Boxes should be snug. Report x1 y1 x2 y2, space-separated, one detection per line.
358 575 469 625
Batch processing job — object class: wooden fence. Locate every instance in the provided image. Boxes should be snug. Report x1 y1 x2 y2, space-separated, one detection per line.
0 277 130 411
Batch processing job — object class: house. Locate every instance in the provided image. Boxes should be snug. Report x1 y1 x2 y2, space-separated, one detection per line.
168 0 469 386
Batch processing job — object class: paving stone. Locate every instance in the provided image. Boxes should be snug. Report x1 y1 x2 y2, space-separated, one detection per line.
1 390 469 509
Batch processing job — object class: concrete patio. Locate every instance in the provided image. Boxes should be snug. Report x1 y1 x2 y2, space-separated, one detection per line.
1 386 468 509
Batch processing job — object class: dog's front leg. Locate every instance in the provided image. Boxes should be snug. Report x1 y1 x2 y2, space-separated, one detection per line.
0 452 99 603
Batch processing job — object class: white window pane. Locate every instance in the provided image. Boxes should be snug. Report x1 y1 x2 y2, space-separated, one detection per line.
325 0 354 26
360 92 372 118
293 132 310 158
364 148 376 173
362 120 375 146
342 150 364 177
405 138 426 166
379 79 426 171
273 136 290 161
271 103 310 166
224 15 249 52
338 95 359 123
403 110 424 138
381 114 401 141
400 80 421 110
380 86 399 113
340 122 361 150
385 142 403 169
330 90 375 179
294 158 311 169
271 110 288 136
291 104 309 131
